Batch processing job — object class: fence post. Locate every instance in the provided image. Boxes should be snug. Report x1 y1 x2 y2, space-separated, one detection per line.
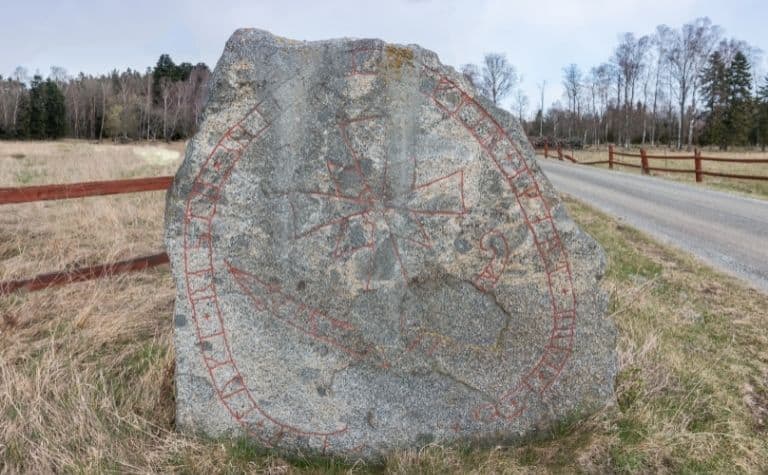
640 148 649 175
608 144 614 170
694 148 703 183
544 143 549 158
557 144 563 161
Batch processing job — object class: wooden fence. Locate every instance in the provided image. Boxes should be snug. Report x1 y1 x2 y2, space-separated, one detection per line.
540 144 577 163
4 143 766 295
0 176 173 295
537 144 768 183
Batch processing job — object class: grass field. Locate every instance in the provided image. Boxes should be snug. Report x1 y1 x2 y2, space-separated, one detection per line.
547 146 768 200
1 141 767 473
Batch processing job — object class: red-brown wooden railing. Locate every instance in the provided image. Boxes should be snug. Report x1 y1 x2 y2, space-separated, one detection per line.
536 145 768 183
0 175 173 295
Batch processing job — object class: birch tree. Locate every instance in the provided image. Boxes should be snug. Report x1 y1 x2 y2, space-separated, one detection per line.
480 53 517 106
562 64 582 138
613 33 650 146
665 17 721 149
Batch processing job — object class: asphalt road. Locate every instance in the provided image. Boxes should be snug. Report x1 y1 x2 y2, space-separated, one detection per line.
537 159 768 293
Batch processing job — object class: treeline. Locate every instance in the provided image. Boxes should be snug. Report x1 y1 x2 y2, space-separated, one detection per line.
0 55 210 141
527 17 768 150
4 21 767 150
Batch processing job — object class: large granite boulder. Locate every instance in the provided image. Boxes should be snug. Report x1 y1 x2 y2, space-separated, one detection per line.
165 28 617 459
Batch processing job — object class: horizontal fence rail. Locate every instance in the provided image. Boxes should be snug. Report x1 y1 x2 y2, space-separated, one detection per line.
3 144 766 296
0 176 173 205
1 175 175 295
540 143 578 163
0 252 169 296
535 145 768 183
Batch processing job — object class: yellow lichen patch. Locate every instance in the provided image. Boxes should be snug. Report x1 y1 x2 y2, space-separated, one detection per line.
385 45 415 71
275 35 302 46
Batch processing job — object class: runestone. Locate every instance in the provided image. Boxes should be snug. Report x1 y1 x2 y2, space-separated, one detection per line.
165 29 617 459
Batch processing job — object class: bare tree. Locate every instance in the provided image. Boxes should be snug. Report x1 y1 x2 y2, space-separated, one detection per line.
160 77 172 141
649 25 673 146
0 76 22 134
613 33 650 147
145 67 152 140
537 80 546 137
11 66 28 130
562 64 582 138
99 80 111 142
49 66 68 85
640 61 654 145
587 65 609 145
170 80 185 140
512 88 529 122
666 17 721 149
592 64 613 144
548 100 567 138
717 38 762 69
480 53 517 106
189 65 210 128
460 63 480 89
64 76 82 138
116 70 131 140
12 66 28 84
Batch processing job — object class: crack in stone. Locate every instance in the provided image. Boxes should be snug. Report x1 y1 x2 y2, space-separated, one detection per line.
482 287 513 358
324 361 355 396
430 363 498 406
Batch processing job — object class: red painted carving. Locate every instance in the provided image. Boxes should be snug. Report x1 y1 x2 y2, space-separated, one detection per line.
182 104 351 451
226 260 388 368
474 230 510 291
181 65 578 451
289 115 467 289
347 46 381 76
425 69 577 423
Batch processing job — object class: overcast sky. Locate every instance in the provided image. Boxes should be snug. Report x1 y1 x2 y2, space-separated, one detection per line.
2 0 766 116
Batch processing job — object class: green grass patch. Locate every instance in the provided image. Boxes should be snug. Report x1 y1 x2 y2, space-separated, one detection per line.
14 167 46 184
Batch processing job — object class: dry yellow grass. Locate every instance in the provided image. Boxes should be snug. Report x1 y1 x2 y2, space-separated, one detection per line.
550 146 768 199
1 141 767 473
1 140 183 472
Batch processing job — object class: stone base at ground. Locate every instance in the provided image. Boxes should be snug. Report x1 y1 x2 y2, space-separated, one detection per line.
165 28 617 459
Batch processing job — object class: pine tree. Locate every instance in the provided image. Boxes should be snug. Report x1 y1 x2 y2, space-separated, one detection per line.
43 79 67 138
14 90 31 139
151 54 195 104
28 75 47 139
152 54 177 103
725 51 753 147
176 62 194 81
758 75 768 151
701 51 728 148
24 75 68 139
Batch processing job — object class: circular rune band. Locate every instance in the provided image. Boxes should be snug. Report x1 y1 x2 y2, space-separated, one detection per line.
170 37 594 457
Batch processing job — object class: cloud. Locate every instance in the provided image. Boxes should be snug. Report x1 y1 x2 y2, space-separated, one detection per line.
1 0 765 117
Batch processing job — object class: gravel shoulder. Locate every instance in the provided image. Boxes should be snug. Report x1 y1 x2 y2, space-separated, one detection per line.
538 158 768 293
